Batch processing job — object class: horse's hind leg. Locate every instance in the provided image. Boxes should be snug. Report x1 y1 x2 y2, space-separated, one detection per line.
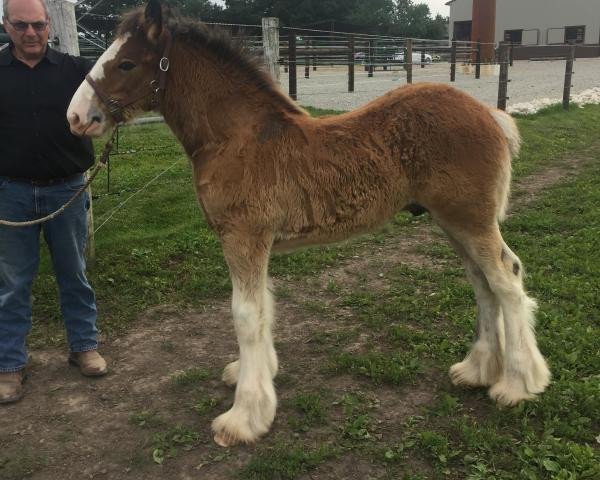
446 224 550 405
441 231 504 387
212 232 278 446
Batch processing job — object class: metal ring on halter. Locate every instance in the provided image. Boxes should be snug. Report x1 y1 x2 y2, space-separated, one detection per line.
150 79 160 94
159 57 170 72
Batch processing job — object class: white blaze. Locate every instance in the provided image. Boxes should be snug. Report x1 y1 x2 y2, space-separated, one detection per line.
67 34 131 132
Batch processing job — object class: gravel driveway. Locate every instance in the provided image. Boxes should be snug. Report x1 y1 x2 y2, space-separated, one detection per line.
280 58 600 113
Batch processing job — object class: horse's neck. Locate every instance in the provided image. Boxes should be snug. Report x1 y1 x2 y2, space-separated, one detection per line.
161 44 301 158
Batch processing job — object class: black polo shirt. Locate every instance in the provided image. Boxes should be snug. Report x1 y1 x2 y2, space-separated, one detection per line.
0 43 95 180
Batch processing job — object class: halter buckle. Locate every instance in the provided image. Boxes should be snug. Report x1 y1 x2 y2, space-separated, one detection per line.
159 57 170 72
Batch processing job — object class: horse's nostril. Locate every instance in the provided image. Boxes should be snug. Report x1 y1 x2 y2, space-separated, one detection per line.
91 115 102 124
70 112 80 126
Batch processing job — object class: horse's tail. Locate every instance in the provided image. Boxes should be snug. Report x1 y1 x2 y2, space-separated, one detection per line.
490 109 521 222
491 109 521 158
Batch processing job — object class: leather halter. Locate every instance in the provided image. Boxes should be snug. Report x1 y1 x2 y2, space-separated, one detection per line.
85 30 172 124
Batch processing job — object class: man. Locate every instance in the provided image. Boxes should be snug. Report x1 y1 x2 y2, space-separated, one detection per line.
0 0 107 404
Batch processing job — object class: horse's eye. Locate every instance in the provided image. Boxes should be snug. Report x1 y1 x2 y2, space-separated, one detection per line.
118 61 136 71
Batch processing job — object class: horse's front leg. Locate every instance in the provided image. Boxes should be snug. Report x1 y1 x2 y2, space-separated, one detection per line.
212 232 277 447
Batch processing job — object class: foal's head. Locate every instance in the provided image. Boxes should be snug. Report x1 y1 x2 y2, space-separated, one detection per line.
68 0 169 137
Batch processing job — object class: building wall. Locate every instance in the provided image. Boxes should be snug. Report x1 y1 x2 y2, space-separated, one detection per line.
448 0 473 41
449 0 600 46
494 0 600 45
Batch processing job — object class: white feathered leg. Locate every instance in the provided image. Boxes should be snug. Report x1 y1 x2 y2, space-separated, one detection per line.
212 234 278 446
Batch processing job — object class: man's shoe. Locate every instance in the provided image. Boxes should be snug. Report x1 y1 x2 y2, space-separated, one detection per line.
68 350 108 377
0 371 25 404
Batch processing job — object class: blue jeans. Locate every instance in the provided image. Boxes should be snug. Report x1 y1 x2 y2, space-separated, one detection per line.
0 175 98 372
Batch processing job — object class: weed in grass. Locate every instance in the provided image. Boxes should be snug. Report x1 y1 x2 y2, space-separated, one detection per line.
129 410 164 428
151 425 201 464
309 329 357 347
170 367 211 387
343 413 373 441
287 392 328 432
302 299 330 315
193 396 219 416
239 443 337 480
332 351 421 385
418 430 460 469
428 394 462 417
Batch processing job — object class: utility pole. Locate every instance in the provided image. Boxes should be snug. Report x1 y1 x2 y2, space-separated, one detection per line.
47 0 96 265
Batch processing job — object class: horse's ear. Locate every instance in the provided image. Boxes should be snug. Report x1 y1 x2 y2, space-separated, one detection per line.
144 0 163 42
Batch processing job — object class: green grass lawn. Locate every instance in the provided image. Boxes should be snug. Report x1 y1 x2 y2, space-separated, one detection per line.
27 104 600 479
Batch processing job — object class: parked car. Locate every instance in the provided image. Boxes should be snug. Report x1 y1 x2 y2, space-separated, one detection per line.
392 51 433 64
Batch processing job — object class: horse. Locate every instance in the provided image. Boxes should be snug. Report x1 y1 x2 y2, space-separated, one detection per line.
67 0 550 447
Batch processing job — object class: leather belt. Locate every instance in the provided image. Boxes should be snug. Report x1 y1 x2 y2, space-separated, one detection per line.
5 173 82 187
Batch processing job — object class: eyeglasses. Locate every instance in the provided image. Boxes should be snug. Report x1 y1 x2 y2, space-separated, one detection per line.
7 20 49 32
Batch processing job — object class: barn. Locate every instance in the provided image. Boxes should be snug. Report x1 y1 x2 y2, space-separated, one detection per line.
447 0 600 60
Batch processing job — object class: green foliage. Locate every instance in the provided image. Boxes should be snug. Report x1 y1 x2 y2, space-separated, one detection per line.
151 425 201 464
193 396 219 416
287 392 328 432
129 410 164 428
239 444 336 480
76 0 447 38
333 351 421 385
170 367 211 386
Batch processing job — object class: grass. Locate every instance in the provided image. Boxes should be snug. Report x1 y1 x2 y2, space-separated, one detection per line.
170 367 212 387
23 104 600 478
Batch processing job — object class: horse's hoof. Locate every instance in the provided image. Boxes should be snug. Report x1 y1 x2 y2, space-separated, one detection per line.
213 430 240 448
211 407 269 447
488 379 535 406
449 358 500 388
449 361 486 387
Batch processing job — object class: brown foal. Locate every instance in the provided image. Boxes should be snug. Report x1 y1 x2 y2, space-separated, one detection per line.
67 0 550 447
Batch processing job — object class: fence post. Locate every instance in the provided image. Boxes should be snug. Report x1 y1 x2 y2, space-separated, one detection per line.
497 42 509 111
475 39 481 79
368 40 374 77
312 40 317 71
348 35 355 93
288 30 297 100
509 42 514 66
304 39 310 78
405 38 413 83
421 49 425 69
563 40 576 110
261 17 280 82
450 36 457 82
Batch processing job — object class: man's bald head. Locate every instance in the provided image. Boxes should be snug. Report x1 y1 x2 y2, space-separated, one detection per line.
3 0 49 21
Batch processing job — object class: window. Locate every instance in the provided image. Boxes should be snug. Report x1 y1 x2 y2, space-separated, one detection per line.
565 26 585 44
504 30 523 45
453 21 472 41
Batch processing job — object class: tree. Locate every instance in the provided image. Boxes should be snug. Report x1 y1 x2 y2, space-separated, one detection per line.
75 0 448 40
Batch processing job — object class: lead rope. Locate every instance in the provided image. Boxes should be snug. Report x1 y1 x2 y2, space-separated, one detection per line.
0 126 118 227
